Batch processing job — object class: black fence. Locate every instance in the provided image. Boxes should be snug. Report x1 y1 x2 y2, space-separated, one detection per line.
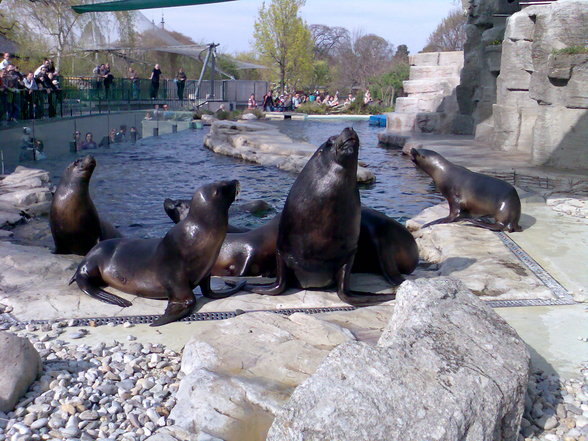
0 77 268 126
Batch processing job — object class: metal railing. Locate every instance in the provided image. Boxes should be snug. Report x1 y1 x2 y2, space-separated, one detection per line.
0 78 269 126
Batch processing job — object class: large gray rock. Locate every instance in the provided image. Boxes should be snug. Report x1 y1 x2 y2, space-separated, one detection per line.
0 331 42 412
203 121 375 184
267 278 530 441
169 311 358 440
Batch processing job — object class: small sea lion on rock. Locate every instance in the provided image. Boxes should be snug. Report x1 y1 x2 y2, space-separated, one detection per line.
71 180 245 326
50 155 121 255
410 148 522 232
247 127 396 305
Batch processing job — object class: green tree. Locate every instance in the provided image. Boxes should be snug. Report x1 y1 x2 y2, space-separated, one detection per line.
253 0 313 93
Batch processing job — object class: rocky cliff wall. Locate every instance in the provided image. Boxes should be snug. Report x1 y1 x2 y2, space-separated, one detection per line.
494 0 588 170
455 0 521 137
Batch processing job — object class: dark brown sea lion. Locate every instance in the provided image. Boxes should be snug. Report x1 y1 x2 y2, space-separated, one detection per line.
163 198 249 233
246 127 396 305
165 205 418 282
410 148 522 232
70 180 245 326
50 155 121 255
354 207 419 284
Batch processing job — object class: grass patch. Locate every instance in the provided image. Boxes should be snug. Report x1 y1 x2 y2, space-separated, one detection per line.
552 46 588 55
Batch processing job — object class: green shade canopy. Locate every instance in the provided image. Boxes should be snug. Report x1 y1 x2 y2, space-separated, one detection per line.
72 0 236 14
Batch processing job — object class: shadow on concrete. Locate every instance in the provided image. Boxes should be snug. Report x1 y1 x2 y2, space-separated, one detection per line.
542 108 588 171
519 213 537 229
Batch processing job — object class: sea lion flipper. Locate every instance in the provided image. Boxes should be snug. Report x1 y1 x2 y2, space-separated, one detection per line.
200 274 246 299
246 251 288 295
463 218 505 232
74 269 132 307
151 299 195 327
336 258 396 306
80 282 132 307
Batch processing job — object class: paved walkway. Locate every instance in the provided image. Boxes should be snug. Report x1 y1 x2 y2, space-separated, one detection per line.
400 133 588 379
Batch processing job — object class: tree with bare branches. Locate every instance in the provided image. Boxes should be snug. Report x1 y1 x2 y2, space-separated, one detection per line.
422 8 467 52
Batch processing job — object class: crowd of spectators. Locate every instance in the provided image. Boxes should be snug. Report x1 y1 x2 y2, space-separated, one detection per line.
258 89 372 112
0 54 62 124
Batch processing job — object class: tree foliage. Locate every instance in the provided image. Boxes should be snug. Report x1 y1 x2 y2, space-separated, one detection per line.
253 0 313 92
16 0 83 71
422 8 467 52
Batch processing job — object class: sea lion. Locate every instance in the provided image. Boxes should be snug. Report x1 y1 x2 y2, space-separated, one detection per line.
165 199 279 277
409 148 522 232
165 204 418 282
70 180 245 326
50 155 121 255
246 127 396 305
163 198 249 233
354 207 419 284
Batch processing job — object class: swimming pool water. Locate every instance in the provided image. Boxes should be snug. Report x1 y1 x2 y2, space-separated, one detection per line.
32 120 443 238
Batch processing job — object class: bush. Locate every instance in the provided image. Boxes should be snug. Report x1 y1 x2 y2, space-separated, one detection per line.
243 108 265 119
294 102 329 114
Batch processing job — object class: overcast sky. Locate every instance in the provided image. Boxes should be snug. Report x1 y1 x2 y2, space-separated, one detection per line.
143 0 459 56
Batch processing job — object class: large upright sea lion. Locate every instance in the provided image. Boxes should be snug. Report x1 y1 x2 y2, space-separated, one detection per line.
165 203 418 283
246 127 396 305
50 155 121 255
410 148 522 232
70 180 245 326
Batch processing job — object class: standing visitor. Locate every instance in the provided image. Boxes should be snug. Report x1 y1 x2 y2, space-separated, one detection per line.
103 63 114 99
247 93 257 109
262 91 273 111
23 71 37 119
128 67 140 100
150 64 162 99
176 68 187 102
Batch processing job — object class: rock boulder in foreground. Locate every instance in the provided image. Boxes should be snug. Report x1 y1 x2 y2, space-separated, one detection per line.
267 277 530 441
0 331 42 412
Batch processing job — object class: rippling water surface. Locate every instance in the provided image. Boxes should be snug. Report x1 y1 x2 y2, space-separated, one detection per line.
34 120 443 238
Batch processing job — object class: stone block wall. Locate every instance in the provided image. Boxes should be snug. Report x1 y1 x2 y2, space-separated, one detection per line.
455 0 521 138
494 0 588 169
386 51 464 134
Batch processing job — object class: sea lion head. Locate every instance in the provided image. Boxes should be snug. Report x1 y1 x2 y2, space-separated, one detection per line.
321 127 359 166
65 155 96 182
409 148 445 170
189 180 240 215
163 198 190 223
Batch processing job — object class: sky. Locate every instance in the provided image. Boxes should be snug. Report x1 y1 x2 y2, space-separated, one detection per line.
143 0 460 56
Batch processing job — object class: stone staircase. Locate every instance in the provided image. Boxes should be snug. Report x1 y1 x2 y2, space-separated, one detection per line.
386 51 464 134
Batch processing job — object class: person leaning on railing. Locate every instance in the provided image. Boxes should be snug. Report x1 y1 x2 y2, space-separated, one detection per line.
4 65 23 122
23 71 37 120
